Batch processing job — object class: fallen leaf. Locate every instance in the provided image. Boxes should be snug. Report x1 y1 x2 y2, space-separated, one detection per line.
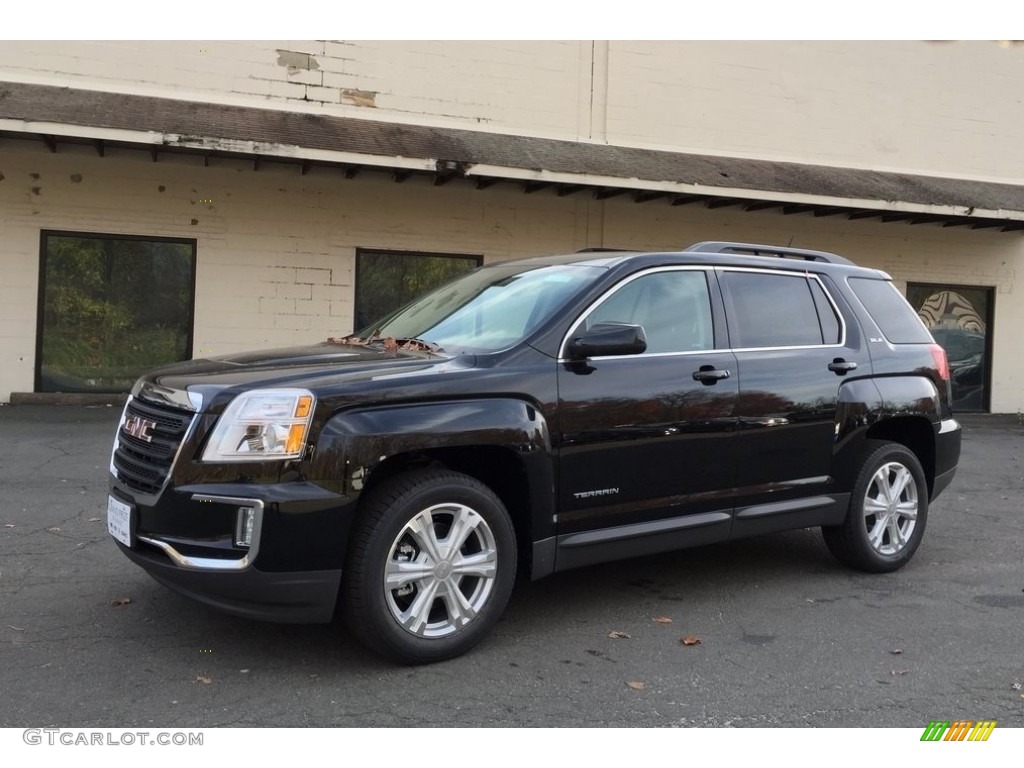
681 635 702 646
47 527 61 533
3 524 14 528
626 681 645 690
891 669 909 676
8 625 26 631
653 616 673 624
110 597 132 607
87 517 101 522
195 675 213 685
890 649 903 655
608 631 631 639
239 669 250 674
1012 682 1022 691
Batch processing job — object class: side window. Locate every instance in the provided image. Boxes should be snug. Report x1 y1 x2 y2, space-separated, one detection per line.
848 277 934 344
722 271 827 348
585 271 713 354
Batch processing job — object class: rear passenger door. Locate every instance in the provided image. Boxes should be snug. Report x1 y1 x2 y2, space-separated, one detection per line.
718 268 869 536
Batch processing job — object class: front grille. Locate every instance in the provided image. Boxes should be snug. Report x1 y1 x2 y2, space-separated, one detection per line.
112 397 196 495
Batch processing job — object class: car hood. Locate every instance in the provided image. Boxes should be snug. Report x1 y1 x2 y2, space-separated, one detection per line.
133 342 473 413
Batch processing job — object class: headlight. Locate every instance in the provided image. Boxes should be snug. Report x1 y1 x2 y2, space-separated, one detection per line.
201 389 315 462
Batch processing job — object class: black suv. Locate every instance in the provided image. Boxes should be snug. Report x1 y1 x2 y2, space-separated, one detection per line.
107 241 961 663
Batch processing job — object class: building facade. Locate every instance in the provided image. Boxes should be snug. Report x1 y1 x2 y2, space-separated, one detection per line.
0 40 1021 410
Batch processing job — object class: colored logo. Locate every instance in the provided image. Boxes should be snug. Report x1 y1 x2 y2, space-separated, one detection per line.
921 721 997 741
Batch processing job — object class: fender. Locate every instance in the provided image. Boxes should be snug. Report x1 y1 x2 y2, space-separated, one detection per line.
308 398 557 569
871 374 941 422
833 374 942 493
836 374 940 442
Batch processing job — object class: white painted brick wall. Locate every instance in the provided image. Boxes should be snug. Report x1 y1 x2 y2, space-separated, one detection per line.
2 143 1023 410
602 40 1024 180
2 40 1023 181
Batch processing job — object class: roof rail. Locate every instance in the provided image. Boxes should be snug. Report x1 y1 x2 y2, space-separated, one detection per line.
683 241 852 265
575 247 633 253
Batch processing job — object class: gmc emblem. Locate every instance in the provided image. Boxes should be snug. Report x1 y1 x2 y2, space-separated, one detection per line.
123 415 157 443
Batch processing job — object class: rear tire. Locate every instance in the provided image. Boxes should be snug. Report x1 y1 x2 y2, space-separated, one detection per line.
822 440 929 573
342 468 517 664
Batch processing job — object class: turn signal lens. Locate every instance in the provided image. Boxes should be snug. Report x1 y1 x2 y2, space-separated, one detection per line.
285 424 306 455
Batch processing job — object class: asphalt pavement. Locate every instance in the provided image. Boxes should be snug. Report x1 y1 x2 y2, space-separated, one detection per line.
0 405 1021 727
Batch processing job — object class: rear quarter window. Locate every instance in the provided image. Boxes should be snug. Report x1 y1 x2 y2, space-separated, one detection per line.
848 277 933 344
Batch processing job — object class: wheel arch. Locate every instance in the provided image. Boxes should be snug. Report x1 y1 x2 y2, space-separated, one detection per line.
836 375 940 498
360 445 536 574
864 416 936 497
310 398 556 574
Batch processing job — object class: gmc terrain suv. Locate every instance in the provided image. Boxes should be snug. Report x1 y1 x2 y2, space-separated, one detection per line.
107 241 961 663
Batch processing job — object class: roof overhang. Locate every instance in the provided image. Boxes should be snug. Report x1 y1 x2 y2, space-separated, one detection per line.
2 80 1023 232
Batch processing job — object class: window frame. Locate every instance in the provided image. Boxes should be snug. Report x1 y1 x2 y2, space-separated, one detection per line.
717 267 847 351
35 229 198 393
559 266 719 360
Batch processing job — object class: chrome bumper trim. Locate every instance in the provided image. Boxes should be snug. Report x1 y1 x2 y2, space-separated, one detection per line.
137 496 264 572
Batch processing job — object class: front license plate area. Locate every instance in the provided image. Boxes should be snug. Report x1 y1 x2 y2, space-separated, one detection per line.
107 495 134 547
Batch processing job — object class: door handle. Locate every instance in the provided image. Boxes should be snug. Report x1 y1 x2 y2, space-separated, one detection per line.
827 358 858 375
692 366 731 385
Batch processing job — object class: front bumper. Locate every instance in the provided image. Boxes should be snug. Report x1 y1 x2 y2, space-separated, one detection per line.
117 539 341 623
110 479 357 624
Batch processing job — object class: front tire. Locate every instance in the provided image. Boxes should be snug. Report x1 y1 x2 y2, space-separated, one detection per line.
342 468 517 664
822 440 929 573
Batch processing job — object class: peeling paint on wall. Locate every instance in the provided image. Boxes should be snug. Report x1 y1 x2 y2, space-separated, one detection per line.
277 50 320 74
340 88 377 108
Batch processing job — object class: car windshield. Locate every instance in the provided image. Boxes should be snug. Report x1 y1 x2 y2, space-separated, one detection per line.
358 262 603 353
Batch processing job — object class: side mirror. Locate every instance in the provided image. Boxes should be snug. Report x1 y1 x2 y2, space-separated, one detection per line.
568 323 647 360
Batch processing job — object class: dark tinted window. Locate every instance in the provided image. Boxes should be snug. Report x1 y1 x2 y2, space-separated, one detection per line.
585 270 713 353
722 271 823 348
848 277 933 343
38 232 195 393
907 283 992 411
355 249 481 330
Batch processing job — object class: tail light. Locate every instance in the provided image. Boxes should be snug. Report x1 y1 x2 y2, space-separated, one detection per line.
930 343 950 381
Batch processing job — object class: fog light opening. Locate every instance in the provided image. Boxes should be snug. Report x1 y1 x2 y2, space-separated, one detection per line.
235 506 256 548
